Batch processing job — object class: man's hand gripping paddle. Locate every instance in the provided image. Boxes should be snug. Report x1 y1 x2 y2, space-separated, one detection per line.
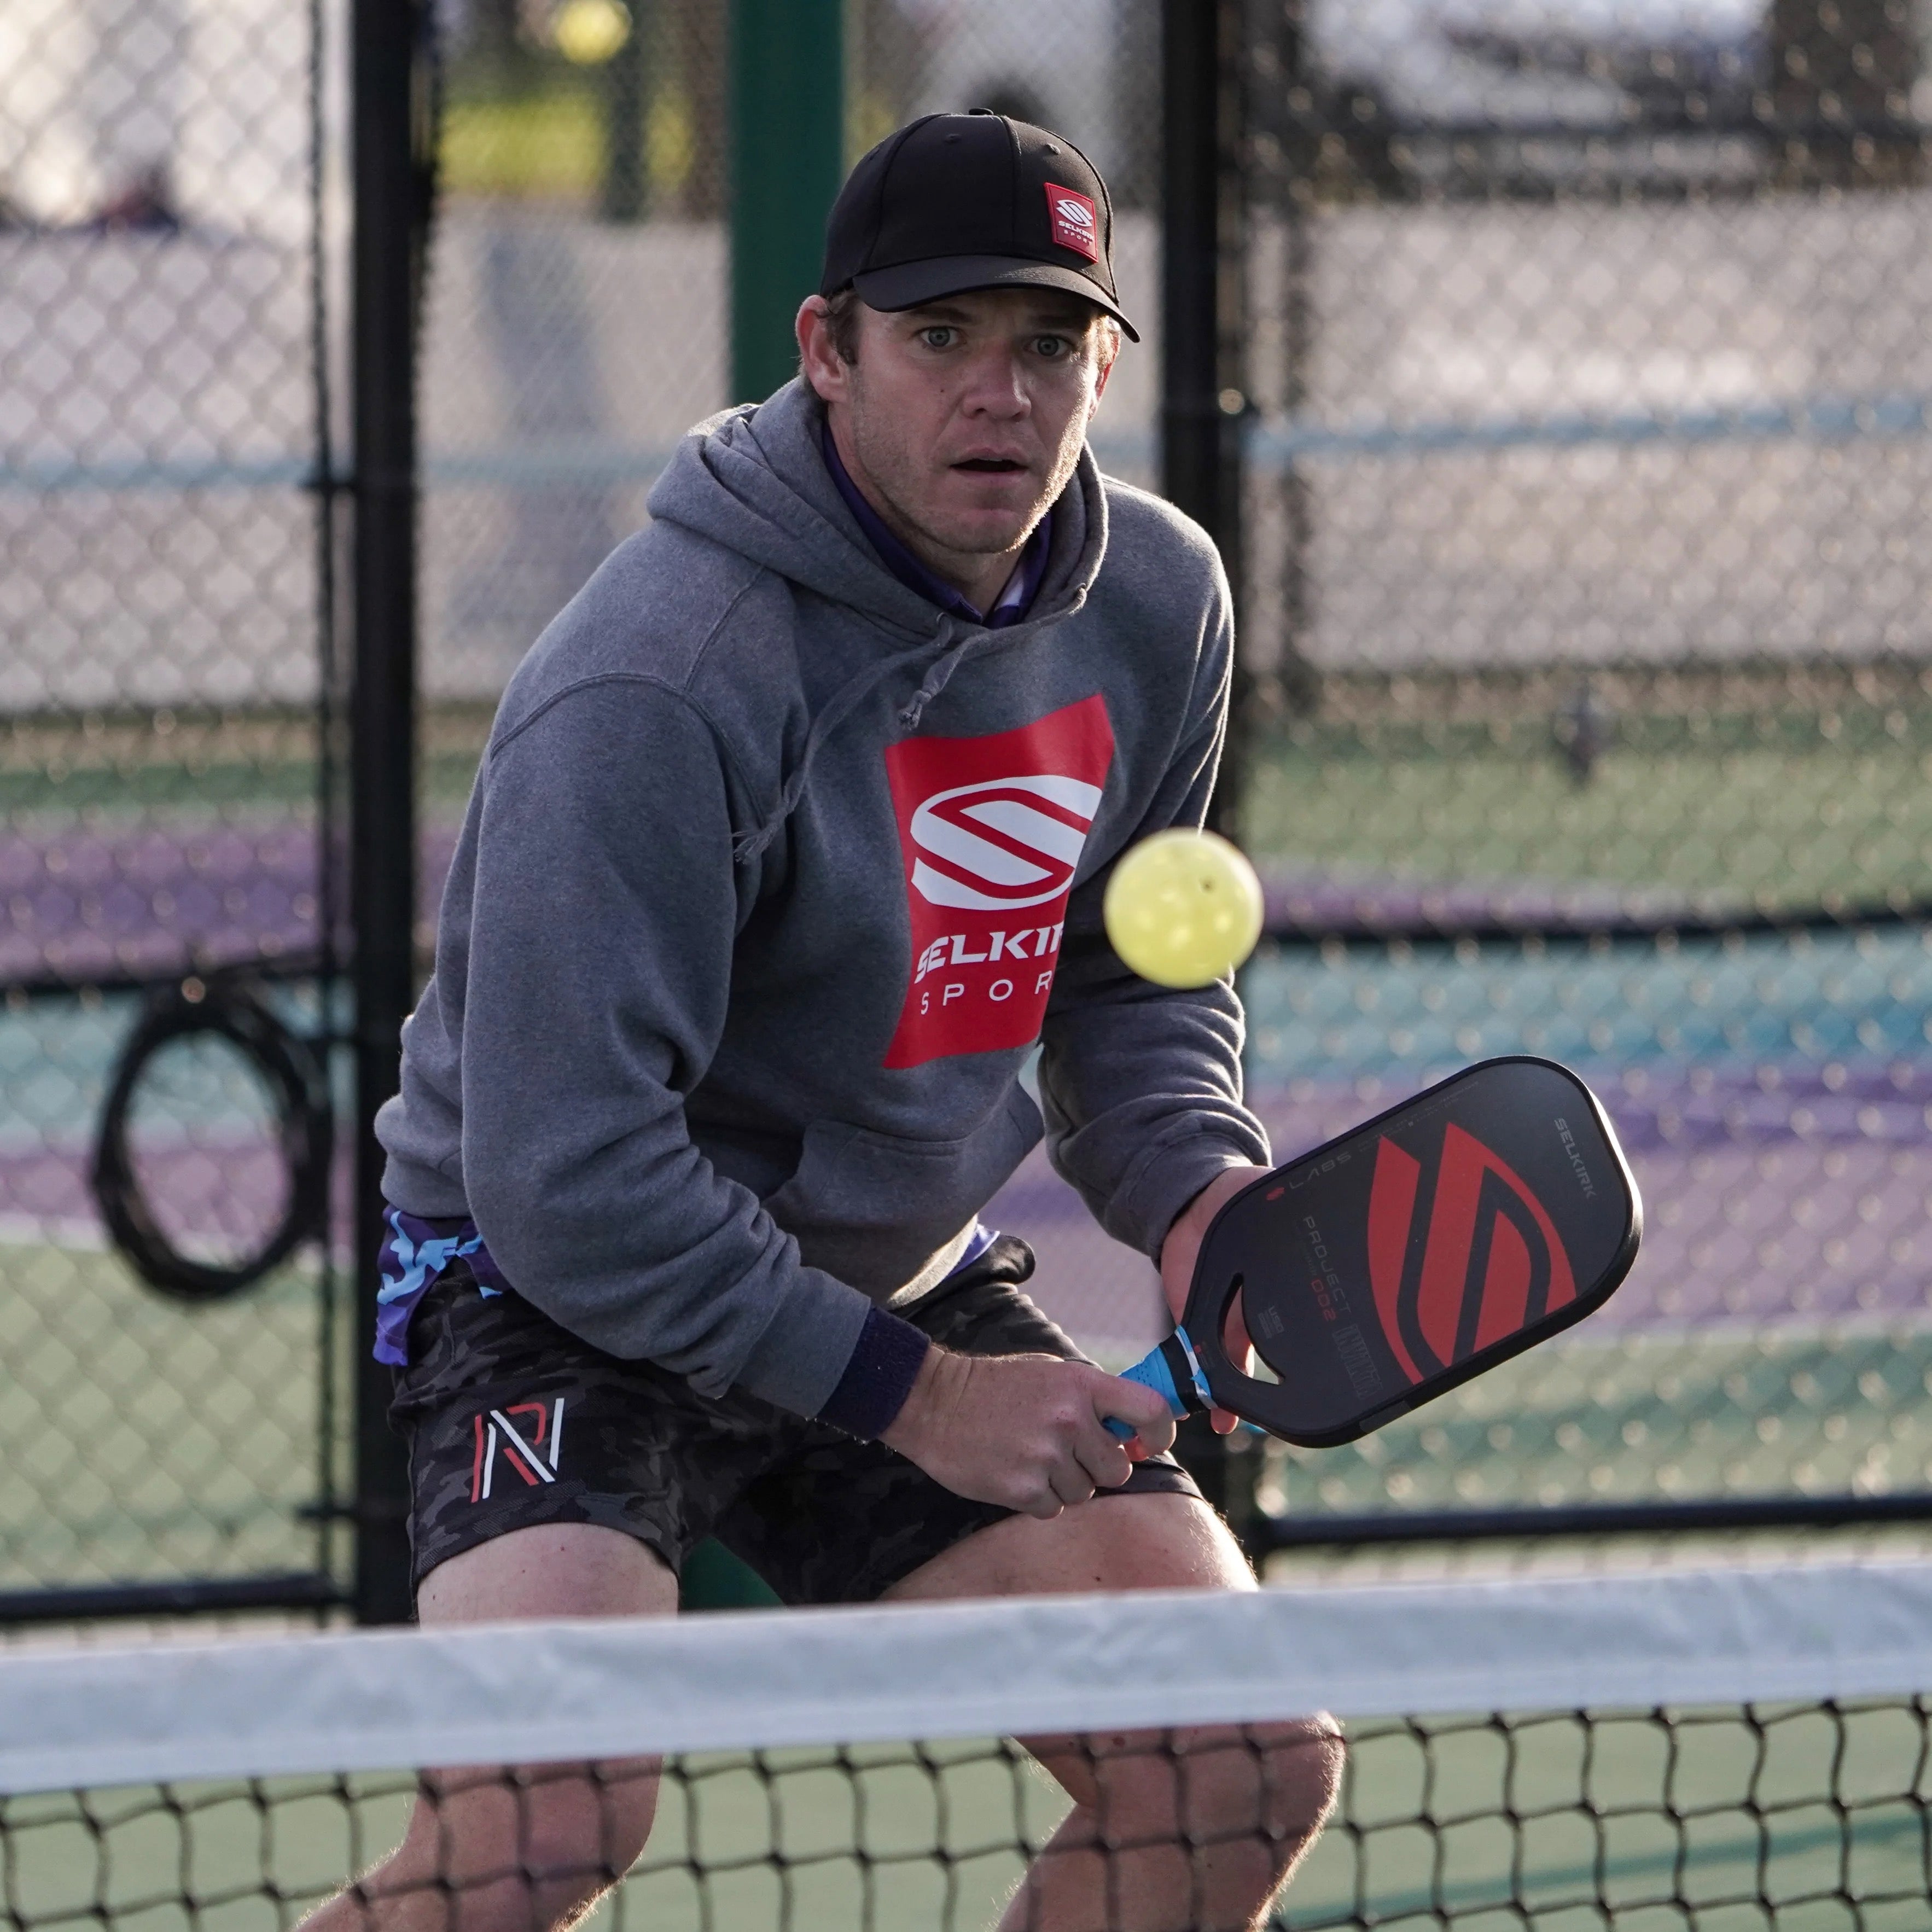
1105 1057 1643 1447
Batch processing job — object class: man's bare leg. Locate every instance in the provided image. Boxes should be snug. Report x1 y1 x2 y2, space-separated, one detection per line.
886 1493 1343 1932
298 1524 677 1932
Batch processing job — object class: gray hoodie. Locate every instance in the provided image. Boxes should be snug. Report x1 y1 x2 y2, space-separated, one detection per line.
376 377 1270 1418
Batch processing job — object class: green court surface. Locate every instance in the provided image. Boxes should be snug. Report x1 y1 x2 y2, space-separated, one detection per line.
1244 729 1932 912
0 706 489 823
1265 1324 1932 1519
9 1707 1927 1930
2 1754 1048 1932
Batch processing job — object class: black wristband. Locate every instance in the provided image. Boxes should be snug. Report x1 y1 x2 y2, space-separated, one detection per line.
816 1304 932 1440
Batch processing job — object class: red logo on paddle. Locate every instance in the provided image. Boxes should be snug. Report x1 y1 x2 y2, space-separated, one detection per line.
1364 1126 1575 1386
882 694 1114 1068
1045 184 1099 262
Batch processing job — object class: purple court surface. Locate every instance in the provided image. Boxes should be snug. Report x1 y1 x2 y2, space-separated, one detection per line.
0 818 461 985
3 817 1928 1358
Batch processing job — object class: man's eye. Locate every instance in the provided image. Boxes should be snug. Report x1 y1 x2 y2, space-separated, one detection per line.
1034 336 1071 359
920 327 957 349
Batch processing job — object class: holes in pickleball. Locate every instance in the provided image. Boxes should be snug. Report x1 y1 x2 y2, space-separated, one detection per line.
120 1031 290 1273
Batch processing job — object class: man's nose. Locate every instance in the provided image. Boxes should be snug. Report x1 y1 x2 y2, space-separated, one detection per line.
957 347 1030 416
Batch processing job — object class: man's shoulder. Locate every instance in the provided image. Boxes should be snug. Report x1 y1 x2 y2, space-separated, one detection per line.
544 519 787 684
491 519 801 740
1093 473 1229 612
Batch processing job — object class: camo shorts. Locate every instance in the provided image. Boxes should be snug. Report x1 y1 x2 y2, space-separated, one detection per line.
389 1233 1201 1605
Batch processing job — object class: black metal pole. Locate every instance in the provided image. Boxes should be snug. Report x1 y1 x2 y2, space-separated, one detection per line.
1161 0 1247 837
1273 3 1319 714
1162 0 1259 1543
1161 0 1220 537
350 0 429 1626
0 1573 347 1627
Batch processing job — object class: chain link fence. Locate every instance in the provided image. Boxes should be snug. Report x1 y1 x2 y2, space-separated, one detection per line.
1233 0 1932 1544
0 0 345 1610
15 0 1929 1612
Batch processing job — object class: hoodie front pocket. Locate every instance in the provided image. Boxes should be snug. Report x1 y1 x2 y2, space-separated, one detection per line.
761 1086 1044 1296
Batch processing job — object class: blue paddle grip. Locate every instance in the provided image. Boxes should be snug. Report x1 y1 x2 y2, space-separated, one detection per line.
1104 1340 1190 1440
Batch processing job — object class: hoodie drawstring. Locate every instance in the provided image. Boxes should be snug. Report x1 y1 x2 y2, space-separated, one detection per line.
896 630 975 733
731 623 974 866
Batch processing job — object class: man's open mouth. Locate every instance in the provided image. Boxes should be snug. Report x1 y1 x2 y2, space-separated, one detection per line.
953 457 1026 473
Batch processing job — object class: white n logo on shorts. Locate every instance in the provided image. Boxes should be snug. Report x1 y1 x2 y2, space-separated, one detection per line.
470 1398 565 1501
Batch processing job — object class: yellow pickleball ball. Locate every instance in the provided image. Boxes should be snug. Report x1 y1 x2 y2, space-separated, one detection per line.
1103 829 1264 988
552 0 631 64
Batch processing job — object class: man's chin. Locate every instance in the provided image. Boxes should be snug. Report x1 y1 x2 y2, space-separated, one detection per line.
923 500 1045 557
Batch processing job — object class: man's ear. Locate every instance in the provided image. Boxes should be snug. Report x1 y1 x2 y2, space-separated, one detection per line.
796 296 849 404
1090 321 1120 405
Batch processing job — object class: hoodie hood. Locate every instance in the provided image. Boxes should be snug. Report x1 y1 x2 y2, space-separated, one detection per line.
646 377 1111 644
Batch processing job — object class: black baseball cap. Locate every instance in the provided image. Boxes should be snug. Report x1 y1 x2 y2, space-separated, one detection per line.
820 110 1139 342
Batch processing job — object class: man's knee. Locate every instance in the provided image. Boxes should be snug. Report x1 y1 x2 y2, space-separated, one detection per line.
468 1756 661 1882
889 1488 1255 1602
1086 1488 1260 1593
382 1757 660 1921
1032 1716 1342 1846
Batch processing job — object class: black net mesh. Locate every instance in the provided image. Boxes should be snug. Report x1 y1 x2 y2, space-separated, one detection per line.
3 1701 1928 1927
1299 1698 1932 1928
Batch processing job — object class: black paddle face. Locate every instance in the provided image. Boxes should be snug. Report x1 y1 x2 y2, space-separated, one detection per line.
1187 1057 1642 1446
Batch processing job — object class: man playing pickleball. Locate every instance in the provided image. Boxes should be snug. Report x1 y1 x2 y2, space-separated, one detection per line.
306 111 1340 1932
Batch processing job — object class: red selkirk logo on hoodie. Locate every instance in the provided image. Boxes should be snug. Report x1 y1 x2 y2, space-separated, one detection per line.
882 694 1115 1068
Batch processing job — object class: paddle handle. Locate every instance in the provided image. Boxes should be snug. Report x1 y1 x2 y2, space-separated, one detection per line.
1103 1329 1208 1440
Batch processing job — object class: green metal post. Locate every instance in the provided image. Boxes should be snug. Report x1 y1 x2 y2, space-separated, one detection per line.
730 0 843 404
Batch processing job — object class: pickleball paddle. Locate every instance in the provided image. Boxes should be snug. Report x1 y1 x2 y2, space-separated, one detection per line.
1105 1056 1643 1448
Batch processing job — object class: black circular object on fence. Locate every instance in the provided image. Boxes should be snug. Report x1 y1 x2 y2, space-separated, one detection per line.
92 977 331 1304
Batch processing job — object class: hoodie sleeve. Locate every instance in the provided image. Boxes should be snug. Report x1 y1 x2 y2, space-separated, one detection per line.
450 673 891 1419
1034 580 1271 1263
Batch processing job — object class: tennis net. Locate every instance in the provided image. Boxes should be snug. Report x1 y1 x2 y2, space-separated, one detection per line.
4 1562 1929 1929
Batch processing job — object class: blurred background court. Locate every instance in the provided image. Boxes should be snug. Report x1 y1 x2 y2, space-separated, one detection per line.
8 0 1932 1922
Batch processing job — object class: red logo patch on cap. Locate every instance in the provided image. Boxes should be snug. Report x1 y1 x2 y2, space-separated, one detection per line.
1045 183 1099 263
